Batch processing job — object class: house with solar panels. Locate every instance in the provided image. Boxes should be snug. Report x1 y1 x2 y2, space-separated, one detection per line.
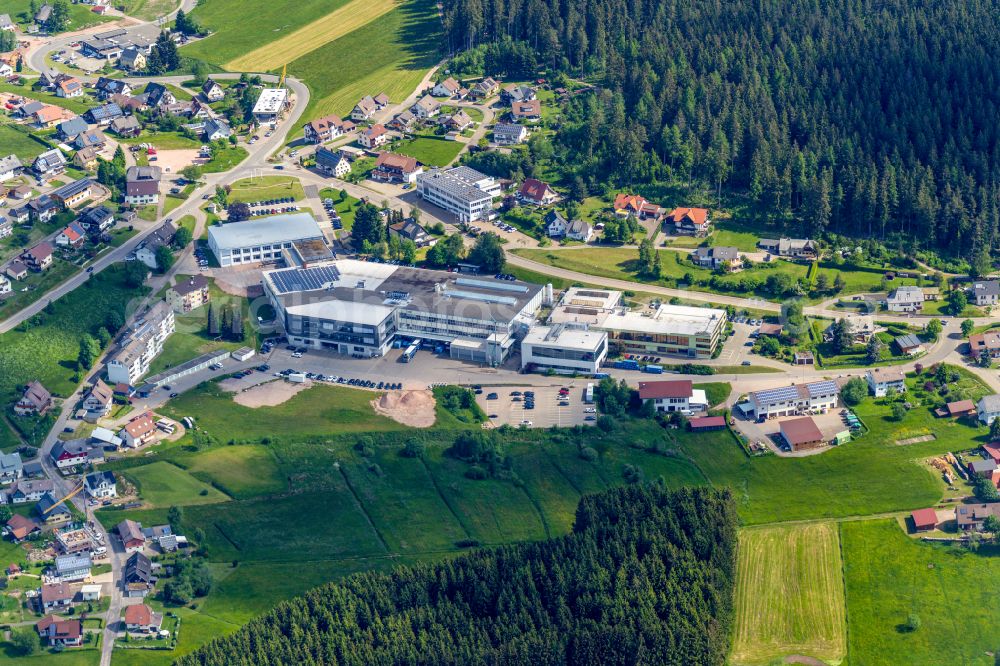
261 260 546 364
746 380 840 419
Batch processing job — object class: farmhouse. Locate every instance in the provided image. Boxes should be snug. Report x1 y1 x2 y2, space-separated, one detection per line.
690 246 740 271
780 416 826 451
202 78 225 102
520 324 608 375
886 286 924 312
493 122 527 145
303 114 354 143
84 471 117 499
666 207 711 236
746 380 840 419
638 380 708 414
124 165 161 205
106 301 176 385
865 367 906 397
208 213 326 267
15 381 52 416
315 146 352 178
166 275 210 313
416 166 500 222
977 394 1000 426
372 152 423 184
351 95 377 121
124 603 163 634
359 124 388 149
758 237 818 259
956 503 1000 532
117 519 146 552
123 552 154 597
518 178 559 206
36 616 83 647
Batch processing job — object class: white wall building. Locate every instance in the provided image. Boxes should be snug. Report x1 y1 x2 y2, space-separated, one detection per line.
520 324 607 374
865 367 907 397
978 394 1000 425
747 380 840 419
208 213 326 267
886 286 924 312
106 302 175 385
637 380 708 414
252 88 288 124
416 166 500 223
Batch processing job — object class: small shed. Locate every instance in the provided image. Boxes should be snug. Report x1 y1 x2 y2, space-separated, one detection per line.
910 508 938 532
231 347 255 362
688 416 726 432
793 350 814 366
833 430 852 445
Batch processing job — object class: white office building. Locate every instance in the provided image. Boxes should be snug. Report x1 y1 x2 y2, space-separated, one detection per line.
263 260 546 364
521 324 607 374
416 166 500 223
208 213 326 267
106 302 175 385
252 88 288 123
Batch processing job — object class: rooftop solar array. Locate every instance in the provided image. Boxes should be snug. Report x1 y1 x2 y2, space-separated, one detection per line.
456 277 528 293
752 385 802 404
446 289 517 306
269 265 340 294
805 380 839 397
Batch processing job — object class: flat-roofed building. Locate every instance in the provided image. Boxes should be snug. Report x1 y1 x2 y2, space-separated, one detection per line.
416 166 500 223
252 88 288 123
208 213 326 267
262 260 545 363
521 324 607 374
106 302 175 385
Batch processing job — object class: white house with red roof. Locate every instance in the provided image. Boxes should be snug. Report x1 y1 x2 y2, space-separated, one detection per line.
517 178 560 206
36 615 83 646
666 207 711 237
119 412 158 448
637 380 708 414
359 124 388 149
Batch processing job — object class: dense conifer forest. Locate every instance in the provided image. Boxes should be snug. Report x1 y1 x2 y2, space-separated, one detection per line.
177 486 737 665
443 0 1000 263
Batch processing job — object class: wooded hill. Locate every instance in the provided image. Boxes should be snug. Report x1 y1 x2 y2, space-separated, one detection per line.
443 0 1000 266
177 485 737 665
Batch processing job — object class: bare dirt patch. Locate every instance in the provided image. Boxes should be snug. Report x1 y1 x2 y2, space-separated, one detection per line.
233 379 312 408
155 149 202 174
372 389 436 428
896 434 936 446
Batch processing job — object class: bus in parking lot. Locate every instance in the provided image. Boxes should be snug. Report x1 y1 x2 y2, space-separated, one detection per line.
401 340 421 362
584 383 595 403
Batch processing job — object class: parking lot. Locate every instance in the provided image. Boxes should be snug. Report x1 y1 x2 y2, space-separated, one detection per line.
477 383 597 429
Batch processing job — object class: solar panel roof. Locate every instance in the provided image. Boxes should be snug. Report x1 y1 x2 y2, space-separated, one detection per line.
269 265 341 294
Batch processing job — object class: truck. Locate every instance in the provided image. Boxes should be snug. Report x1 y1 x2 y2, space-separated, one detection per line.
643 364 664 374
287 373 307 383
613 359 640 370
584 383 595 403
401 341 420 362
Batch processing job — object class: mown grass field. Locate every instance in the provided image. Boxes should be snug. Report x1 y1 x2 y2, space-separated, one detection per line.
183 445 287 499
286 0 441 140
228 175 305 203
731 522 846 665
182 0 354 67
124 461 230 507
226 0 402 71
843 520 1000 666
0 124 50 161
391 136 463 167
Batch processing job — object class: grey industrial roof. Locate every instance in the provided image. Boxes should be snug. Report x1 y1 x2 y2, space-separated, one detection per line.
208 213 325 251
894 333 923 349
419 168 494 204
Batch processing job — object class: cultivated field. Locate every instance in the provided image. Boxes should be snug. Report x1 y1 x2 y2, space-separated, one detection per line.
226 0 401 71
731 522 847 665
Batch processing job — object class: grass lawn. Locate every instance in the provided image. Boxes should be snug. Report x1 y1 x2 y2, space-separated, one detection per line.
182 445 287 499
123 461 230 507
731 522 846 666
843 519 1000 666
160 382 408 440
0 259 79 317
0 83 96 116
0 123 51 161
162 194 186 215
389 136 463 167
228 176 306 203
118 0 179 21
318 189 362 230
120 131 202 150
285 0 442 142
201 146 248 173
183 0 354 67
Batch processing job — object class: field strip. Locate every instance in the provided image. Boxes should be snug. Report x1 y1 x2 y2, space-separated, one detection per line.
225 0 401 71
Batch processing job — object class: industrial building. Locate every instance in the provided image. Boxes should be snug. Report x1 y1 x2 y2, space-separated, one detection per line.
416 166 501 223
252 88 288 123
520 324 608 374
207 213 326 267
548 287 726 358
262 260 547 364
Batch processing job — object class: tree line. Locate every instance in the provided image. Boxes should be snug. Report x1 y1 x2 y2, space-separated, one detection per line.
443 0 1000 265
178 485 737 665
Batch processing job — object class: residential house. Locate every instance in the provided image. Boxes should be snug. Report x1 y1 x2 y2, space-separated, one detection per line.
388 218 433 247
84 102 123 126
411 95 440 119
969 331 1000 360
758 237 818 259
143 82 176 107
53 553 91 582
866 367 907 397
518 178 559 206
315 146 351 178
886 286 924 313
22 241 54 272
15 381 52 415
203 118 231 142
894 333 925 356
77 205 114 235
977 394 1000 426
8 479 53 504
666 207 711 236
94 76 132 100
27 196 59 223
124 603 163 634
825 315 878 344
510 99 542 122
0 274 9 296
350 96 377 122
0 451 22 485
57 117 88 141
123 551 154 597
387 110 415 132
56 222 87 249
119 411 158 448
0 13 13 31
16 100 44 120
36 492 72 524
942 400 977 419
303 114 354 143
780 416 826 451
119 47 146 71
0 217 10 239
40 582 74 612
8 204 30 224
0 62 11 77
444 110 473 132
49 439 89 469
82 379 114 421
84 471 117 499
746 380 840 419
134 220 176 269
970 280 1000 307
110 115 142 137
116 519 145 553
432 77 461 97
124 165 162 205
5 514 41 541
983 443 1000 464
33 105 63 129
691 246 741 271
35 616 83 647
493 122 527 145
470 77 499 99
501 84 536 104
166 275 210 313
111 93 147 115
55 76 84 98
32 148 66 177
72 147 99 171
545 210 592 242
201 78 225 102
359 124 388 149
51 178 93 208
613 193 665 221
957 503 1000 532
0 154 23 182
371 152 422 184
638 380 708 414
